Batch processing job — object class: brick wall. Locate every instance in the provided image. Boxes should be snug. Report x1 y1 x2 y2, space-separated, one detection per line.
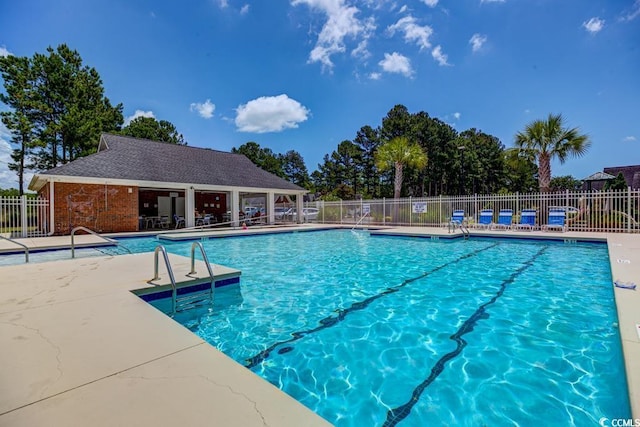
40 182 139 235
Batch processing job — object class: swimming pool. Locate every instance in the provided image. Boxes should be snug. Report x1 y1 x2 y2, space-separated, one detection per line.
138 230 629 426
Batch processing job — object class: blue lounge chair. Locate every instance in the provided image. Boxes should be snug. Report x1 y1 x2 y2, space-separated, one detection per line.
513 209 537 231
475 209 493 229
492 209 513 230
542 209 566 232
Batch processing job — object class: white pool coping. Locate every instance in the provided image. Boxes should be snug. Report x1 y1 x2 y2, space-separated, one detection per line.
0 226 638 424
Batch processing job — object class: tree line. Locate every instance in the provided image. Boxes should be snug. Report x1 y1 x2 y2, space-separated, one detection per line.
0 44 187 195
235 106 590 199
230 105 539 199
2 45 592 198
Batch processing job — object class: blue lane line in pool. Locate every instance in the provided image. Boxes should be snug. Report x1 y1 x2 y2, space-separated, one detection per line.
383 245 549 427
244 242 500 369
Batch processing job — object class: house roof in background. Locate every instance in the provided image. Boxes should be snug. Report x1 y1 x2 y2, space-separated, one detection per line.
33 134 304 192
604 165 640 189
582 171 616 181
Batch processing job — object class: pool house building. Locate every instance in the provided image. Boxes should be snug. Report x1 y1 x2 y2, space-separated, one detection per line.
27 134 306 235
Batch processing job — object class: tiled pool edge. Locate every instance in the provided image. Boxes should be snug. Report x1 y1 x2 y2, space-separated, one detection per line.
133 275 241 302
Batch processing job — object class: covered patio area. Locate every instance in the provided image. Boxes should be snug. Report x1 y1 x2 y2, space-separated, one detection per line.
28 134 306 234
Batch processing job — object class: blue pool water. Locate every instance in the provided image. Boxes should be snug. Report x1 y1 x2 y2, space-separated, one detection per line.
142 231 628 426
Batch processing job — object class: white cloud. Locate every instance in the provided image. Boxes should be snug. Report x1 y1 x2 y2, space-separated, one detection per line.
235 94 310 133
124 110 155 127
469 33 487 52
621 0 640 21
240 4 250 15
453 112 461 120
0 122 35 190
379 52 413 77
623 136 637 142
398 5 408 13
431 45 449 66
369 72 381 80
422 0 438 7
190 99 215 119
583 17 604 34
0 45 12 57
292 0 373 71
387 15 433 50
217 0 228 8
351 39 371 59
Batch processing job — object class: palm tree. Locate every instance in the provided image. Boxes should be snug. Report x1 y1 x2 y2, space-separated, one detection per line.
375 136 427 198
514 113 590 192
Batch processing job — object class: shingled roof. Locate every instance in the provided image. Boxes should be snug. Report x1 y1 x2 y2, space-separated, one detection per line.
36 134 304 192
604 165 640 189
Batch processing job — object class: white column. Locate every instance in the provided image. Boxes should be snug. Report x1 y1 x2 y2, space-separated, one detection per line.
231 190 240 227
48 180 55 235
186 187 195 227
296 193 304 224
20 195 28 238
267 191 275 225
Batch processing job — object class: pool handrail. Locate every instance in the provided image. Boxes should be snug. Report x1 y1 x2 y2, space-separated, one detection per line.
149 245 178 314
70 226 132 258
352 211 369 230
188 241 215 279
0 234 29 263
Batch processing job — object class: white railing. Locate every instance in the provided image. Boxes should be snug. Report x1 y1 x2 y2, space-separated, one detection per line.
0 196 50 238
306 189 640 233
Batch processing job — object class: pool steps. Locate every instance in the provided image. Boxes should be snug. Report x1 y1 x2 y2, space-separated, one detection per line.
148 242 216 314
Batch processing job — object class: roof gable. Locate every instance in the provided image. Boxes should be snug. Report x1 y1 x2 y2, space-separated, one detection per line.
39 134 304 191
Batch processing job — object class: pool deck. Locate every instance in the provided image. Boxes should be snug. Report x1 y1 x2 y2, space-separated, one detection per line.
0 225 639 424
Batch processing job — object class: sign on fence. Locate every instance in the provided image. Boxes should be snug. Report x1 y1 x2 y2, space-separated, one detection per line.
362 204 370 215
412 202 427 213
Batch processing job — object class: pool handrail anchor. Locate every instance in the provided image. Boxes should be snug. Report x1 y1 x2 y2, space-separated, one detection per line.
70 226 132 258
0 234 29 263
188 241 215 280
149 245 179 314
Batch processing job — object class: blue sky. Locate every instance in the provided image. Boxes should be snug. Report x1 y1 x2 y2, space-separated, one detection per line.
1 0 639 190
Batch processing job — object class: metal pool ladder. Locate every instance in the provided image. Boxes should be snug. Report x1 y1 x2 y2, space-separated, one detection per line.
459 223 470 240
149 242 215 314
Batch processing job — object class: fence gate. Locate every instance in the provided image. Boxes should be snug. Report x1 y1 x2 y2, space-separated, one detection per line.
0 196 50 238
